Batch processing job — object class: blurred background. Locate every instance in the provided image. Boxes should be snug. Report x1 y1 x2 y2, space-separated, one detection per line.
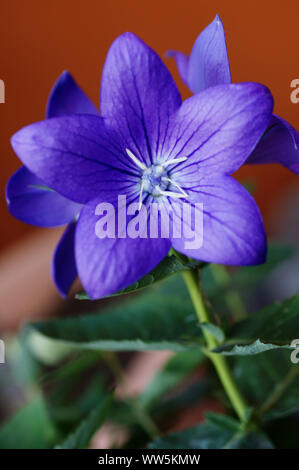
0 0 299 444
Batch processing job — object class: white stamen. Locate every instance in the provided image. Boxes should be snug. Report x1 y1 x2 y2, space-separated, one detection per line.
164 157 187 167
125 148 147 171
161 177 188 197
138 180 145 211
155 186 187 199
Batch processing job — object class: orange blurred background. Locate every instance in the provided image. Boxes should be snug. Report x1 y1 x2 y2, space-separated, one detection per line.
0 0 299 327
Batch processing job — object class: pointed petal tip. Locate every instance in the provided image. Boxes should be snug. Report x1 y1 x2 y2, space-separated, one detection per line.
206 14 225 31
57 70 73 82
53 70 76 89
109 31 142 47
46 69 98 118
214 14 223 25
188 13 230 92
61 69 71 77
10 122 36 154
46 71 76 116
10 128 23 152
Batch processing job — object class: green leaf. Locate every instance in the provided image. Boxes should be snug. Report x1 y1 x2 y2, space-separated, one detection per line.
0 396 58 449
138 350 206 409
149 413 274 449
27 278 203 353
76 255 204 300
215 294 299 355
44 353 108 431
55 395 112 449
28 329 74 365
233 350 299 421
199 322 225 343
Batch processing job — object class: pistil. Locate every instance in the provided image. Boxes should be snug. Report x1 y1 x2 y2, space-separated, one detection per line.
125 148 188 208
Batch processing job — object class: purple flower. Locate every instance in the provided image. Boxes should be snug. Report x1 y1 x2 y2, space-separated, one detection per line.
9 33 273 299
168 15 299 174
6 71 98 296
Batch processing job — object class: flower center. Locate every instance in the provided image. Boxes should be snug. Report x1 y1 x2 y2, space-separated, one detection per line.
125 148 188 209
141 164 169 196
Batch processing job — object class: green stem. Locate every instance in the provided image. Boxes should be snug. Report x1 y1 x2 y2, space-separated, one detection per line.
102 352 160 439
182 268 248 422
